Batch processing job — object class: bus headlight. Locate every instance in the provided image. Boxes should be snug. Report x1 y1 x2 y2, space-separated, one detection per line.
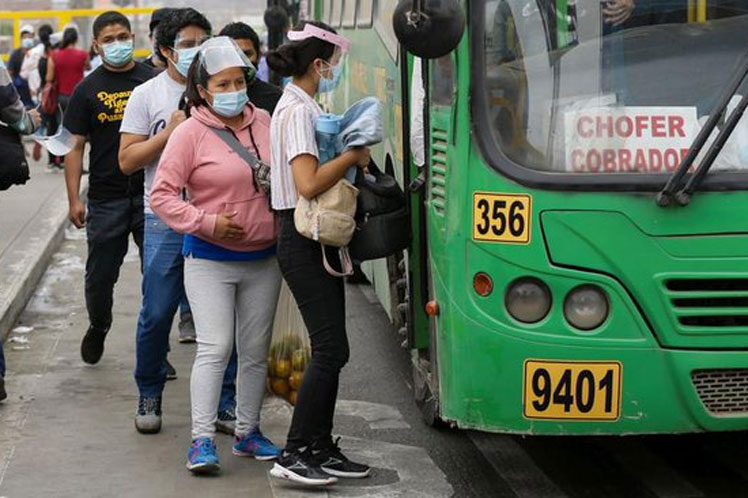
505 278 552 323
564 285 609 330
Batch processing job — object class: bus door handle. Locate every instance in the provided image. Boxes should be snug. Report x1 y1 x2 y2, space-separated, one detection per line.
409 170 427 193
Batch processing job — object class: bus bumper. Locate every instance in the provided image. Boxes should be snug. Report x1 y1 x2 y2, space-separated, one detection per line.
438 309 748 435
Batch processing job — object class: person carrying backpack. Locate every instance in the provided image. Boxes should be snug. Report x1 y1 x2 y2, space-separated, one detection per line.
266 21 372 487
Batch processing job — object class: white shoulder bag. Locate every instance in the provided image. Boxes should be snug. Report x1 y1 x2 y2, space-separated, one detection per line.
286 107 359 277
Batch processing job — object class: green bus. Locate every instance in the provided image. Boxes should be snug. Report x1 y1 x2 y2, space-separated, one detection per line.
311 0 748 434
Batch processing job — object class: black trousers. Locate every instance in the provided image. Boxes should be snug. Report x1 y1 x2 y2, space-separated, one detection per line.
85 196 144 330
277 210 349 451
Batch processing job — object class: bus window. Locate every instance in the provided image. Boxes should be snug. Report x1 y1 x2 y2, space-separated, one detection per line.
374 0 399 58
479 0 748 176
432 55 455 107
357 0 374 27
343 0 357 27
331 0 344 27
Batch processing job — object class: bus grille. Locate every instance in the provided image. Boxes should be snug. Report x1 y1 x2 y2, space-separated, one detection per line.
430 128 448 215
692 369 748 415
664 278 748 328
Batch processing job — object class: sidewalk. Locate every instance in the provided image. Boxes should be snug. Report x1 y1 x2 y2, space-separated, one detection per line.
0 147 452 498
0 230 452 498
0 226 282 497
0 143 85 343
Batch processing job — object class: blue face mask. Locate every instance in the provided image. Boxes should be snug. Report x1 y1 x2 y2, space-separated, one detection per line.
101 40 134 67
209 90 249 118
22 38 35 50
318 65 342 94
171 46 200 77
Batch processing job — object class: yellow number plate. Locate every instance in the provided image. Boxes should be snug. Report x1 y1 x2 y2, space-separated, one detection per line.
473 193 532 244
523 360 623 421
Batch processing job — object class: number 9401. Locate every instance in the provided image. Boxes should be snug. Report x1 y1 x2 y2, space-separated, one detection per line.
523 360 622 421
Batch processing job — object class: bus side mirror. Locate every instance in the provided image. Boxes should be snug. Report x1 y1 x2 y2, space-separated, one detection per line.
393 0 466 59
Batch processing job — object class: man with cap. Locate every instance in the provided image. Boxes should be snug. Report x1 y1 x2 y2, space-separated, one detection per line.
143 8 172 71
8 25 36 108
219 22 283 115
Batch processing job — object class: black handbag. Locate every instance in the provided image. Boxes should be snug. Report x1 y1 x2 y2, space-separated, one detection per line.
349 160 411 261
0 126 30 191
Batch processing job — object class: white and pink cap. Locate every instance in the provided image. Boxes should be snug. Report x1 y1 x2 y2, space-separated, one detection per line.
287 24 352 53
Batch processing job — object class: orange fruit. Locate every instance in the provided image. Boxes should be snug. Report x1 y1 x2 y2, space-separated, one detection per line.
271 378 290 397
289 371 304 390
292 349 308 372
275 359 292 379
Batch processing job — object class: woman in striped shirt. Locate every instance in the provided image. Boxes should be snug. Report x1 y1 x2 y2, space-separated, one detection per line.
267 21 372 487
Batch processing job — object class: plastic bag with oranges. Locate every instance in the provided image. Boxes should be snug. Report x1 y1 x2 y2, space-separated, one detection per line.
267 280 310 405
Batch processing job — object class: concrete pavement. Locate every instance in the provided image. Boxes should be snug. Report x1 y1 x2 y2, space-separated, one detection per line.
0 202 452 497
0 140 86 344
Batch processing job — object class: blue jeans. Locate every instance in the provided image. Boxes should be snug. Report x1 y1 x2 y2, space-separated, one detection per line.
135 214 236 410
0 340 5 377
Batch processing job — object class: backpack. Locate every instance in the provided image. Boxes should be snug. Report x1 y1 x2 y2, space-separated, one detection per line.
0 125 30 191
349 160 410 261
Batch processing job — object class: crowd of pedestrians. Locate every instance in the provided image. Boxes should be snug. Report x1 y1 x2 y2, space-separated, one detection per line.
0 7 372 487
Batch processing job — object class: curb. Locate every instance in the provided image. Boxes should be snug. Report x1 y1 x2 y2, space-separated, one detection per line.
0 177 88 342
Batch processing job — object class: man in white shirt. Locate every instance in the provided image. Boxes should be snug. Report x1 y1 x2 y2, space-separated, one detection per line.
119 8 237 435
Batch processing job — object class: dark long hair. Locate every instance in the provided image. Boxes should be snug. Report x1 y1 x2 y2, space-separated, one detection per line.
39 24 53 54
183 57 211 117
61 27 78 49
266 21 337 78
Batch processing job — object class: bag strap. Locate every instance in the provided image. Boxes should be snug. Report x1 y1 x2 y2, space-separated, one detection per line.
210 127 262 172
321 244 354 277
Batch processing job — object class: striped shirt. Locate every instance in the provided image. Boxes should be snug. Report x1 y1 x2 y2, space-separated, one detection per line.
270 83 322 210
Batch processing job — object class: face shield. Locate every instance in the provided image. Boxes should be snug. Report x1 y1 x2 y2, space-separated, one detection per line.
287 24 351 93
197 36 256 81
33 107 76 156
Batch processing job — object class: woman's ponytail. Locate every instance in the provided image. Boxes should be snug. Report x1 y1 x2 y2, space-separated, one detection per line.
266 21 337 78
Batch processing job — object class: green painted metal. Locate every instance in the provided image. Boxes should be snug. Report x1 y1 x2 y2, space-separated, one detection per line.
313 1 748 434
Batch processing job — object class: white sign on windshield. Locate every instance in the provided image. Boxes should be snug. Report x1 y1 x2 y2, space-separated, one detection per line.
564 107 700 173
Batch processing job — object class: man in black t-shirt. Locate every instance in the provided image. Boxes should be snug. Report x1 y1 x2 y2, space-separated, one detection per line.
219 22 283 115
64 11 155 365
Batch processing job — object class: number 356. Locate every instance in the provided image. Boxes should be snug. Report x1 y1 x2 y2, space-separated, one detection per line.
473 193 532 244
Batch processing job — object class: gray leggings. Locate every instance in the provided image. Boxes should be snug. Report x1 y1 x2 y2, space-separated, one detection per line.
184 255 281 440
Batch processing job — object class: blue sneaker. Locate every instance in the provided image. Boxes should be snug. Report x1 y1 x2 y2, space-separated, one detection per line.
232 428 282 460
186 437 220 474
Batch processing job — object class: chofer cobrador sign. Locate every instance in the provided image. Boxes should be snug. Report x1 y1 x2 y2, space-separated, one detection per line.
564 107 699 173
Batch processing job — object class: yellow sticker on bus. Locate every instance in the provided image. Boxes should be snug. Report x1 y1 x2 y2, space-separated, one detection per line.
523 360 623 421
473 193 532 244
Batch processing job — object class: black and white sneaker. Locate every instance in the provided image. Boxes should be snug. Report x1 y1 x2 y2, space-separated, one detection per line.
269 449 338 486
317 438 371 478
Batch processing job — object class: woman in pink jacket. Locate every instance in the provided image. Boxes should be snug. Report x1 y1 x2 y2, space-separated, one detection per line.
150 37 282 474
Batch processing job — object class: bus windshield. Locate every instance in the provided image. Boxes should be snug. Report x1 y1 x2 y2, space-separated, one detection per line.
480 0 748 176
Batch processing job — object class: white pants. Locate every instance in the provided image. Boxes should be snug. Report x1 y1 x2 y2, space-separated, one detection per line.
184 256 282 440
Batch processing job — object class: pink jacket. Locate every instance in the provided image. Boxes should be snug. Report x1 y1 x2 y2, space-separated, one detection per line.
151 104 278 252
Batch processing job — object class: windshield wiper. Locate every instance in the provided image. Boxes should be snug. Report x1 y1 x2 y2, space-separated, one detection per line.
656 52 748 207
673 92 748 205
